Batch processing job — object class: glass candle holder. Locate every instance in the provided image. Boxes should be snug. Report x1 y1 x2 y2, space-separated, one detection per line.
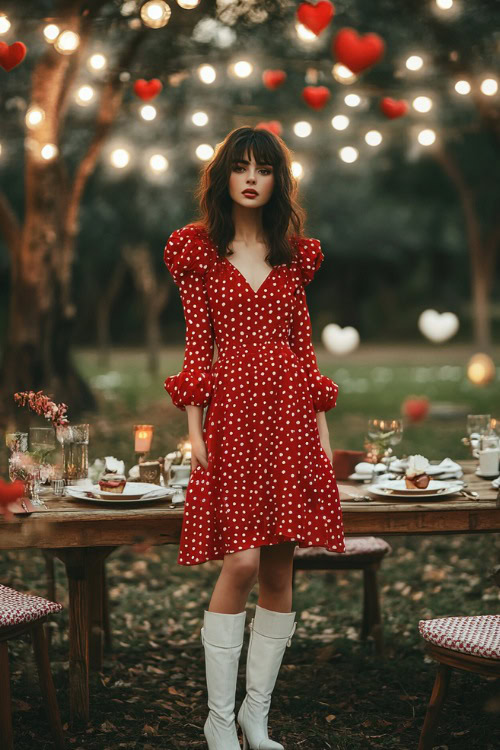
56 424 89 483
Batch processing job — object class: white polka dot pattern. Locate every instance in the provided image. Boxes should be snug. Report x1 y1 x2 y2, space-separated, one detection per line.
0 584 63 627
418 615 500 660
163 223 344 566
294 536 391 559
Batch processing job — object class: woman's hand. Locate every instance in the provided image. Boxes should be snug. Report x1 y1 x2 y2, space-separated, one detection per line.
190 434 209 470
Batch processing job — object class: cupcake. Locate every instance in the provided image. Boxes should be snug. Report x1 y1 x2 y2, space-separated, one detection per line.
98 472 127 494
405 454 431 489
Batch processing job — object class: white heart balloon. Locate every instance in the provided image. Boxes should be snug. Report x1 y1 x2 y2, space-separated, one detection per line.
322 323 360 355
418 309 459 343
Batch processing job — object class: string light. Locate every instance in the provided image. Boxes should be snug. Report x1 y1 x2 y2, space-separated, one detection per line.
75 85 94 106
344 94 361 107
331 115 349 130
332 63 357 84
0 14 10 34
417 128 436 146
149 153 168 172
41 143 58 160
177 0 200 8
192 111 208 126
406 55 424 71
291 161 303 179
140 1 172 29
454 80 471 95
43 24 60 42
198 64 216 84
293 121 312 138
295 23 316 42
436 0 453 9
110 148 130 168
365 130 383 146
25 106 45 129
88 53 107 71
412 95 433 113
339 146 358 163
55 30 80 54
196 144 214 160
480 78 498 96
140 104 157 121
232 60 253 78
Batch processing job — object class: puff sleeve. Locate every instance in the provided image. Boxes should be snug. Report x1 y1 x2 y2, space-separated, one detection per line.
288 237 339 413
163 224 215 411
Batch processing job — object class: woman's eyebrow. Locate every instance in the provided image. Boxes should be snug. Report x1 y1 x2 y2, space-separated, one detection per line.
233 159 273 167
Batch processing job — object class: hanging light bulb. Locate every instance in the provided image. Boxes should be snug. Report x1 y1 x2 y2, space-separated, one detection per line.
339 146 358 163
75 85 95 106
43 24 60 42
417 128 436 146
232 60 253 78
365 130 383 146
196 144 214 161
295 23 316 42
140 1 172 29
140 104 157 121
88 53 107 71
331 115 349 130
406 55 424 71
55 30 80 55
291 161 303 179
41 143 58 160
412 95 433 113
25 106 45 129
332 63 357 84
480 78 498 96
293 121 312 138
177 0 199 8
110 148 130 169
435 0 453 9
0 14 11 34
149 153 168 173
198 64 216 84
455 80 471 95
192 111 208 126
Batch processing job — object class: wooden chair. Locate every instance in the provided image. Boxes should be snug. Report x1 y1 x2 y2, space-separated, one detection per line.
0 583 65 749
418 614 500 749
292 536 392 655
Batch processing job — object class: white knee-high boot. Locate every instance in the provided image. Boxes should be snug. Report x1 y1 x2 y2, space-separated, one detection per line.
201 609 247 750
237 604 297 750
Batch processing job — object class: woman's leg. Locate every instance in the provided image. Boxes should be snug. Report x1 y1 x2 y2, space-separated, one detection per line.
209 548 261 613
257 541 297 612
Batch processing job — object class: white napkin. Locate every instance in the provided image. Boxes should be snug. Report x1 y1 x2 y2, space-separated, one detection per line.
492 476 500 488
390 456 462 476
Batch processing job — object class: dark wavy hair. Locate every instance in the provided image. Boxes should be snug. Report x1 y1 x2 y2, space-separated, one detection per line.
192 126 306 267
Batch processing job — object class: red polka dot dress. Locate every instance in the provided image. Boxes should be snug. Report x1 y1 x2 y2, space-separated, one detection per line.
164 223 345 566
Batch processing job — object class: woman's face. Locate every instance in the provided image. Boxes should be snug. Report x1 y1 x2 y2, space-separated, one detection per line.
228 149 275 208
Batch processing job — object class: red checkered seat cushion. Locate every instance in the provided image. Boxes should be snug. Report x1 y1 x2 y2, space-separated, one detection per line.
0 584 63 627
419 615 500 660
294 536 391 559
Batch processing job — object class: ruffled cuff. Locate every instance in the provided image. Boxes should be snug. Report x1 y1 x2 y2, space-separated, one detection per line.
164 369 214 411
308 372 339 412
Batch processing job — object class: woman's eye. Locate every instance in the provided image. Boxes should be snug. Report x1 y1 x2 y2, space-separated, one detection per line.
260 169 271 175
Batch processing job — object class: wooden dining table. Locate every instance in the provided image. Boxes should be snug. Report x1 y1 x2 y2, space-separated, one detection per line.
0 458 498 725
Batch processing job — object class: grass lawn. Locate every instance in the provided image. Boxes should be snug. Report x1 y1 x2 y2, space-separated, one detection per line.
1 344 499 749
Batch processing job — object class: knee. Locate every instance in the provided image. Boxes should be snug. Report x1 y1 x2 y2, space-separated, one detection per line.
223 555 259 588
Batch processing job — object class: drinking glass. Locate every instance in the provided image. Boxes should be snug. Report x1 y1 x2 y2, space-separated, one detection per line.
5 432 28 481
366 418 404 481
55 424 89 483
466 414 491 452
29 426 57 460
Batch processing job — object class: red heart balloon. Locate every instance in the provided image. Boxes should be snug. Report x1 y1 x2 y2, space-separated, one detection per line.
333 28 385 73
380 97 408 119
401 396 430 423
0 479 26 507
133 78 163 101
0 41 27 72
302 85 330 110
255 121 283 136
262 69 287 90
297 1 335 36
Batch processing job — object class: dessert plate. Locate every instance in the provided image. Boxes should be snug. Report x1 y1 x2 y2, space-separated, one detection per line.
66 482 173 501
368 479 463 498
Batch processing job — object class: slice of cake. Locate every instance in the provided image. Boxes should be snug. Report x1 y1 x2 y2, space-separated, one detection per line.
98 472 127 494
404 454 431 489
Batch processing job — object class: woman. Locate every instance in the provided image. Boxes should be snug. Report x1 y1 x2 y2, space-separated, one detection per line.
164 126 345 750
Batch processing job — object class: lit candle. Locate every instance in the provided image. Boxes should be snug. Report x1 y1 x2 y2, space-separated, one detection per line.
134 425 154 453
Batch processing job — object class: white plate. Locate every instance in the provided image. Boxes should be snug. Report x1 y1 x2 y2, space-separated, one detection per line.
475 468 499 479
66 482 172 501
366 481 464 500
66 488 173 504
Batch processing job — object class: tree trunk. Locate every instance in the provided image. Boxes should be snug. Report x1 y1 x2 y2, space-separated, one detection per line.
96 263 128 369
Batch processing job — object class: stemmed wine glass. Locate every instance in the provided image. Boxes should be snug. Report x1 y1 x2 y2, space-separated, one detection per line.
366 418 404 481
466 414 491 453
